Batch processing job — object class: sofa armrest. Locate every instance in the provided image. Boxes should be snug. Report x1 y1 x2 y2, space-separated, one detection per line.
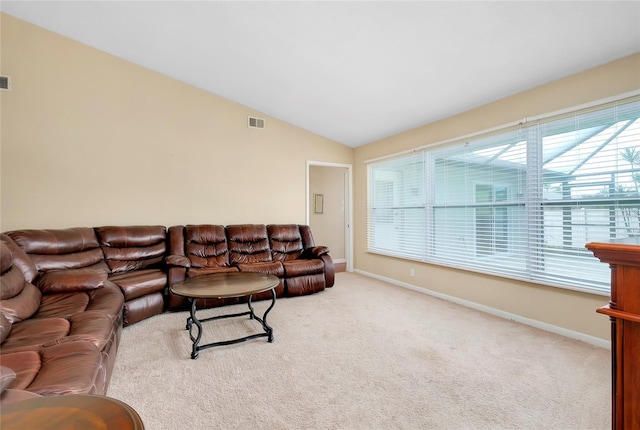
300 246 330 259
165 255 191 268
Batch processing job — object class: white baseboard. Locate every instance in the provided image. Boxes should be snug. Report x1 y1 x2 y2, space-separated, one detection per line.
333 258 346 264
354 269 611 350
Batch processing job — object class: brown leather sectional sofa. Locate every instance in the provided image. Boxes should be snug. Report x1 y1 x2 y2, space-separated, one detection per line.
0 223 333 405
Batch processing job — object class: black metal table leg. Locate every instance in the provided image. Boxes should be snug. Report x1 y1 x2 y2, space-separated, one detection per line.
253 288 275 342
187 298 203 359
184 287 276 359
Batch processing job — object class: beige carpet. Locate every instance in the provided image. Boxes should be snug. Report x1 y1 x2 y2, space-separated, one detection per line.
107 272 611 430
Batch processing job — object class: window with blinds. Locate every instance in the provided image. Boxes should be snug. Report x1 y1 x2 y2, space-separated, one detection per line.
367 95 640 294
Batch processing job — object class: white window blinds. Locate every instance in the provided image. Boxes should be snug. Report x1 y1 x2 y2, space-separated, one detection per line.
367 95 640 294
368 152 427 259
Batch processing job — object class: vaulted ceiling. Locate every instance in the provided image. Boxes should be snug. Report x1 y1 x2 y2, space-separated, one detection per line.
2 1 639 147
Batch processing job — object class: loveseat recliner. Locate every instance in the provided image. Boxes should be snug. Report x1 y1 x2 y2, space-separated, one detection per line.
166 224 334 310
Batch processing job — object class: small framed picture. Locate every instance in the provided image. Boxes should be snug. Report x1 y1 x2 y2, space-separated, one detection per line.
314 194 324 214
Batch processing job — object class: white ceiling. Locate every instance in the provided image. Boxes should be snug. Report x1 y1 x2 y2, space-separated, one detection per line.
2 1 640 147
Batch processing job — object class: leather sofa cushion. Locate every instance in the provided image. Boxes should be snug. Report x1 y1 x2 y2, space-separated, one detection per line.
95 225 165 248
96 225 167 273
84 282 125 319
31 249 107 273
7 228 99 254
23 342 103 396
227 224 272 265
268 225 304 261
33 292 90 319
1 341 108 397
6 228 106 273
67 310 117 351
283 259 324 277
0 351 41 390
0 283 42 324
34 282 123 321
122 293 164 327
237 261 284 277
0 317 70 354
2 311 115 353
185 225 230 268
286 273 326 296
102 244 165 272
36 266 108 294
108 269 166 301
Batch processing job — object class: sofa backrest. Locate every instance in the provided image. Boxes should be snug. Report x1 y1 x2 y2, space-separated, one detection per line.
5 228 110 297
226 224 272 265
94 225 166 273
298 225 316 249
183 225 230 268
6 228 108 274
267 225 305 262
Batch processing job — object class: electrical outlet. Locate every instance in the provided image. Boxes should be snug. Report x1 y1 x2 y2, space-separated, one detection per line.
410 268 415 277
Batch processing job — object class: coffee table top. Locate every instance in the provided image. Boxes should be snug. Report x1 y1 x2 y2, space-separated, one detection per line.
0 394 144 430
170 272 279 299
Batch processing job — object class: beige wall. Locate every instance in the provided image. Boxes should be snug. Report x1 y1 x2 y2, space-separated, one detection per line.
354 53 640 341
0 14 353 231
309 165 347 260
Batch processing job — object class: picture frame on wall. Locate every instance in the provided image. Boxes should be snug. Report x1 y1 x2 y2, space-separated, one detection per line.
314 194 324 214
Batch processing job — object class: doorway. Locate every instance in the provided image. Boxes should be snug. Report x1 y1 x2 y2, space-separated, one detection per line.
306 161 353 272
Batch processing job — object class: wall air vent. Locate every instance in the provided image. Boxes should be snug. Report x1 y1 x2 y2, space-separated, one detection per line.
0 76 11 91
248 116 265 129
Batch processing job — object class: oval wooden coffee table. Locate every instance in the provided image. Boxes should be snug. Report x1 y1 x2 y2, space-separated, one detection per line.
170 272 279 359
0 394 144 430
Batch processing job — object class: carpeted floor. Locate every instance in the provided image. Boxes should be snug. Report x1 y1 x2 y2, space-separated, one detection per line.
107 272 610 430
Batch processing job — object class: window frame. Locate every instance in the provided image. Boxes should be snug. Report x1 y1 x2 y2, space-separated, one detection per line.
366 93 640 296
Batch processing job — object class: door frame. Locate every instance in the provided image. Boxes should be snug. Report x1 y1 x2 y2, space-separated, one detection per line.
306 160 353 272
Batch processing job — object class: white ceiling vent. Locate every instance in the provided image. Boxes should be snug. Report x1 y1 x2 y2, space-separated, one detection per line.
248 116 265 129
0 76 11 91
